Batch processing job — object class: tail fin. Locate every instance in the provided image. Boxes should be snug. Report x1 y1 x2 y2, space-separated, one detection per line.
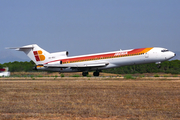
8 44 50 65
4 67 9 72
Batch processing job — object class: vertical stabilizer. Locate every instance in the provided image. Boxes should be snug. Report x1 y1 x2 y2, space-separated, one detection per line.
9 44 50 65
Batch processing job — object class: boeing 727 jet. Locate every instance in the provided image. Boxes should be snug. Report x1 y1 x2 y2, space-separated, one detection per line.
9 44 175 76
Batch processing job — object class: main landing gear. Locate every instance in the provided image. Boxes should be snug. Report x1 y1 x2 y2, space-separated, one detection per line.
82 72 89 76
93 71 99 76
82 71 100 76
156 62 161 69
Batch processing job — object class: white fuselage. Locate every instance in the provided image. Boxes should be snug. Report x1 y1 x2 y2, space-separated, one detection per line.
9 44 175 75
38 47 175 72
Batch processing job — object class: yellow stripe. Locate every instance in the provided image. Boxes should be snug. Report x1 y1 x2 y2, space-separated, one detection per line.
37 65 43 68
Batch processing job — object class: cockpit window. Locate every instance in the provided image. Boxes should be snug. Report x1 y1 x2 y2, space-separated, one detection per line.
161 49 169 52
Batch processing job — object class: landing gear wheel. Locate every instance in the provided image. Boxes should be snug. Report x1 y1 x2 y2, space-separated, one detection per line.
157 65 161 69
93 71 99 76
82 72 88 76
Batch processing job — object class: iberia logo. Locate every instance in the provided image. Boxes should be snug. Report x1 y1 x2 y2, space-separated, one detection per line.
33 50 45 61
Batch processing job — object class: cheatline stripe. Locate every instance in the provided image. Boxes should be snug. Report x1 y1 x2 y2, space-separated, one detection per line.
44 47 153 64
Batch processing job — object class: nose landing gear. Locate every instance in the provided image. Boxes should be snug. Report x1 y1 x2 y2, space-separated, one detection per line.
156 62 161 68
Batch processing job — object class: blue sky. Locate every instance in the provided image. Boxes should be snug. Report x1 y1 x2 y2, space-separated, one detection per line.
0 0 180 61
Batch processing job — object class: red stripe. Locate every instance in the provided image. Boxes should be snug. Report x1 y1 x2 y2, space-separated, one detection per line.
35 56 40 61
33 51 41 61
0 69 5 71
33 51 38 55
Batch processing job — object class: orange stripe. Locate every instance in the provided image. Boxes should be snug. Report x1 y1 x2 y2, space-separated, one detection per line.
140 48 153 53
36 65 43 68
128 48 146 54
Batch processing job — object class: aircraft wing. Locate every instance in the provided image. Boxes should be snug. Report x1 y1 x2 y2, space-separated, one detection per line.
44 62 109 68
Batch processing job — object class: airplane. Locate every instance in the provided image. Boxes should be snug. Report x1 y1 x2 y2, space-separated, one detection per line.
9 44 176 76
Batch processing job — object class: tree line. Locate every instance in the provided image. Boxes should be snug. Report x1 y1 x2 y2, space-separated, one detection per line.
0 61 35 72
0 60 180 74
103 60 180 74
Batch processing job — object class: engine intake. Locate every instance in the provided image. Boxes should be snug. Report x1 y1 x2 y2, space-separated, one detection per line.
50 51 69 58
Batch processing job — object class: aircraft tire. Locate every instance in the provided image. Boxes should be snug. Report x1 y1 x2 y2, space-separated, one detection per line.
82 72 88 76
93 71 99 76
157 65 161 68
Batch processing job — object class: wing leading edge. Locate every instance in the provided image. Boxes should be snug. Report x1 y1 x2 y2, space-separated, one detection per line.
44 62 109 68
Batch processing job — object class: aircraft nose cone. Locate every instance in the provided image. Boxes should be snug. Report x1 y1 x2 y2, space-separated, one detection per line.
166 51 176 60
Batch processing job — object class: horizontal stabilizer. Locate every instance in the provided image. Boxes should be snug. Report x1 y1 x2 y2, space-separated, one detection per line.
7 44 34 51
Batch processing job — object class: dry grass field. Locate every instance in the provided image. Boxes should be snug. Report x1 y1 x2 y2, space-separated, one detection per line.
10 71 180 77
0 78 180 120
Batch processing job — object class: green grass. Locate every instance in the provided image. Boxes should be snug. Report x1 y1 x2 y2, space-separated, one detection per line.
71 74 80 77
31 75 35 80
139 75 145 78
163 75 169 77
124 74 136 79
86 75 91 77
54 75 58 80
61 74 65 77
154 74 159 77
173 75 178 77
